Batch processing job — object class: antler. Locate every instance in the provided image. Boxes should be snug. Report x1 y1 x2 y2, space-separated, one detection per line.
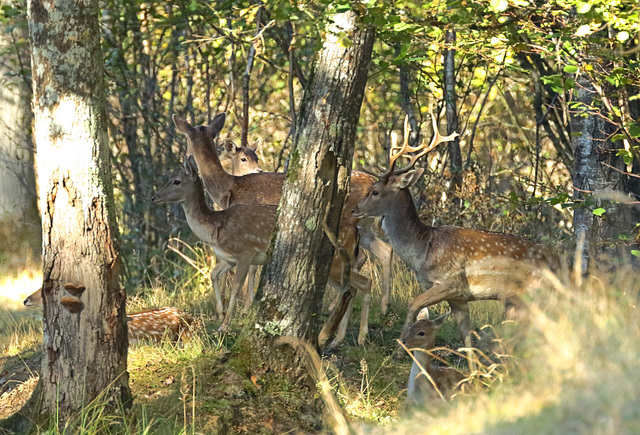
384 112 460 178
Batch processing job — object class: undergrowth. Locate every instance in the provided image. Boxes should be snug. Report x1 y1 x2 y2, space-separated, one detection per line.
2 232 639 434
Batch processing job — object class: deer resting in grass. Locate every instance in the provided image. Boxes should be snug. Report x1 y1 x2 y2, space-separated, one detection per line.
352 115 558 349
403 308 464 404
172 113 391 343
153 156 371 341
24 287 193 344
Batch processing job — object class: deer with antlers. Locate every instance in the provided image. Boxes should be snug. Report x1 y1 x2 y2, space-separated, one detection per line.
352 114 558 349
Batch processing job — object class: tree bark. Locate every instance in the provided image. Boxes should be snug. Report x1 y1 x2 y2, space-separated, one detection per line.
27 0 131 422
236 10 375 374
0 1 40 255
571 76 627 272
444 29 462 204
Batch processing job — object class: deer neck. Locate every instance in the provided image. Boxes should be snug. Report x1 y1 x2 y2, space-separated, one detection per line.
190 140 235 207
381 189 433 271
407 348 434 401
180 179 218 244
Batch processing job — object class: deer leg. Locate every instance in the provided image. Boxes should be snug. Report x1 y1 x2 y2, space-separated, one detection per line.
400 283 463 342
358 287 372 346
448 300 473 348
329 294 355 349
369 236 392 315
319 280 354 348
211 261 234 321
241 265 258 314
219 260 251 331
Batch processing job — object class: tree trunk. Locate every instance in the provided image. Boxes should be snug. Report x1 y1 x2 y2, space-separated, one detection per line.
27 0 131 422
236 11 375 374
571 76 627 272
444 29 462 205
0 1 40 255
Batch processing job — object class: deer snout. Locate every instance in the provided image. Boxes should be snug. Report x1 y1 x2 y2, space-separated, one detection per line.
151 195 162 204
351 206 365 219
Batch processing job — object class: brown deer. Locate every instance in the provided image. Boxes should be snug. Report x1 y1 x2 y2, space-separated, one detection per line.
173 114 393 313
173 113 392 331
219 138 262 176
23 288 193 344
152 156 372 340
402 308 464 404
352 115 557 349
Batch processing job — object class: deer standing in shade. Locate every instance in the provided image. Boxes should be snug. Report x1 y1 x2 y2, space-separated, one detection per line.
353 115 558 349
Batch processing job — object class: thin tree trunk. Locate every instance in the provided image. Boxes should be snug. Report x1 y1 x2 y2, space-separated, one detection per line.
25 0 131 424
444 29 462 204
236 10 375 375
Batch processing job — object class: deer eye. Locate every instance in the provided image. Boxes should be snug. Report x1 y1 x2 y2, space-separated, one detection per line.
173 180 181 185
418 331 425 337
241 158 247 162
371 190 379 196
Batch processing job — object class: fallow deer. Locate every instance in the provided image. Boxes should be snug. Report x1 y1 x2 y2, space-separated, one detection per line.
352 115 557 349
172 114 392 337
219 138 262 176
152 156 372 340
402 308 464 404
23 288 193 344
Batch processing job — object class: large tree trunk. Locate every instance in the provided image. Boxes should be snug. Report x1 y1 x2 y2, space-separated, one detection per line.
236 11 375 373
27 0 131 423
0 1 40 255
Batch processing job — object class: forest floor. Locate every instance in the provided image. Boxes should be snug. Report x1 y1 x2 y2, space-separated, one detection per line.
1 246 640 434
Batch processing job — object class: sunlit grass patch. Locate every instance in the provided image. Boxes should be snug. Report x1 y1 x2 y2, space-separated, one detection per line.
363 265 640 434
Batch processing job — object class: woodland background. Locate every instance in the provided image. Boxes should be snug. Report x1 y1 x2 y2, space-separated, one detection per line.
0 0 639 433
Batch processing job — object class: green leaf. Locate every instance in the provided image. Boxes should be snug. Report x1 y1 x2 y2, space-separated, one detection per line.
593 208 606 216
576 2 591 13
632 250 640 258
629 124 640 138
490 0 508 13
563 65 578 74
575 25 591 37
617 31 630 43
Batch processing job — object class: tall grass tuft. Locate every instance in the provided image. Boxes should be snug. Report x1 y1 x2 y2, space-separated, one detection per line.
362 264 640 434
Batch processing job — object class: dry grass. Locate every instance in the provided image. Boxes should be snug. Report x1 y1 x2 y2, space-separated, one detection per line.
2 239 639 434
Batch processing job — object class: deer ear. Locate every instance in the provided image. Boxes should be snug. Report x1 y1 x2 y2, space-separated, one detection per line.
392 168 424 190
208 113 226 137
248 139 260 151
416 307 430 321
173 115 196 137
224 139 238 154
185 155 199 177
432 310 450 328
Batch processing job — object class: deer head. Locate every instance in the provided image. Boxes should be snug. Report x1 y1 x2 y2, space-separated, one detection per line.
221 139 262 175
151 155 200 205
402 308 449 351
173 113 226 158
353 113 459 220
